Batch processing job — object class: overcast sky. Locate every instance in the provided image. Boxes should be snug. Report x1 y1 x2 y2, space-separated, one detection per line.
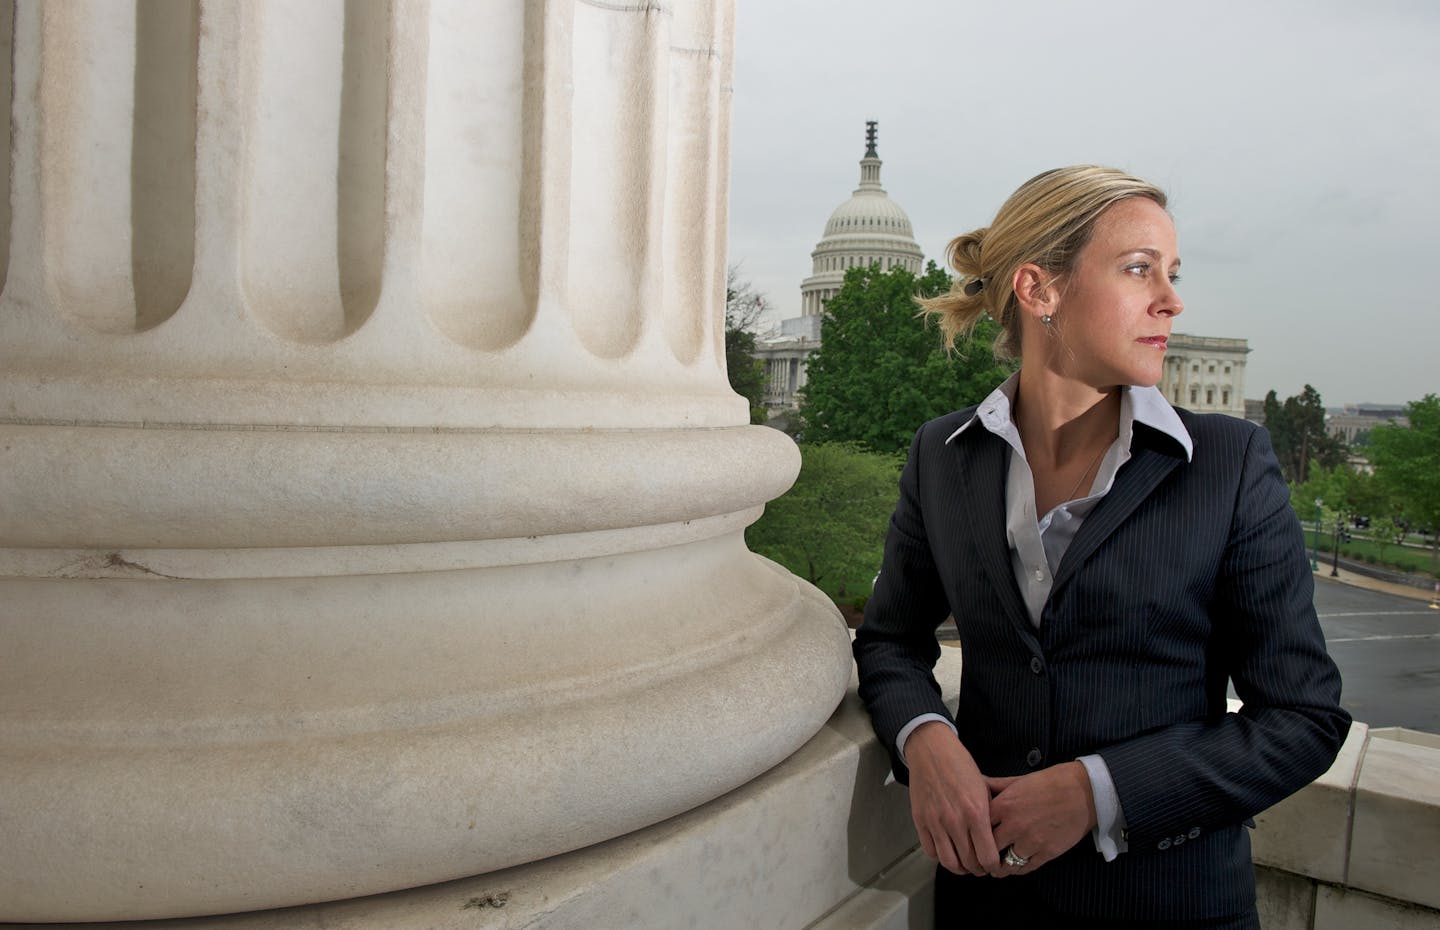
726 0 1439 407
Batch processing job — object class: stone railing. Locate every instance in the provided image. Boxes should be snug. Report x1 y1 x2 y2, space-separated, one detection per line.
1254 724 1440 929
13 635 1439 929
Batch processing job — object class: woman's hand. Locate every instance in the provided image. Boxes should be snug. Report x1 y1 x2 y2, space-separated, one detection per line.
904 722 1004 877
985 761 1097 875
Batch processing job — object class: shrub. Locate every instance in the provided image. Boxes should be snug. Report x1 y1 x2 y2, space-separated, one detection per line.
747 441 903 603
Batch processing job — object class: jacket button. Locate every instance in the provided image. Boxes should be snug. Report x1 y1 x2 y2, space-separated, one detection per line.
1158 838 1172 851
1188 827 1201 839
1026 748 1043 768
1173 834 1186 846
1029 656 1044 675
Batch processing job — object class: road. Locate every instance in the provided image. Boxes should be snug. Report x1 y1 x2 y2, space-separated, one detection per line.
1312 575 1440 734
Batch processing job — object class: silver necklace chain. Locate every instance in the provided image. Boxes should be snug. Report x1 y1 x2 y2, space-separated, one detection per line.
1063 442 1109 503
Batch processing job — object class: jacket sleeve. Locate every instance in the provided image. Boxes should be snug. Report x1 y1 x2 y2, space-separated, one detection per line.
1097 425 1351 850
853 422 958 784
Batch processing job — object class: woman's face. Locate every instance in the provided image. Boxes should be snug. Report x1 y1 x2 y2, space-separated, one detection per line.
1049 197 1184 389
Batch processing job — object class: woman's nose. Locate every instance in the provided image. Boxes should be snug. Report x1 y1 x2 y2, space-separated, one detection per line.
1157 281 1184 317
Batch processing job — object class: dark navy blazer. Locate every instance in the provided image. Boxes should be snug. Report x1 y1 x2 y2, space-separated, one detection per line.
853 405 1350 921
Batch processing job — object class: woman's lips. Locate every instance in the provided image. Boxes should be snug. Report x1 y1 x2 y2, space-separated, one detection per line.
1137 336 1168 348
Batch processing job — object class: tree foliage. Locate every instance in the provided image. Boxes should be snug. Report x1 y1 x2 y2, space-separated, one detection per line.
798 262 1015 454
725 267 768 424
1262 385 1346 483
1369 394 1440 575
1369 512 1407 564
1290 465 1388 527
746 442 903 602
1289 466 1389 574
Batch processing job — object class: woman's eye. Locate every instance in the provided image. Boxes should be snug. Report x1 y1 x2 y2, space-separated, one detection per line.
1126 263 1149 276
1169 273 1182 285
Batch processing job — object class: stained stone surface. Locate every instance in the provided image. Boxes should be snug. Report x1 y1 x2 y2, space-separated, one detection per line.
0 0 852 921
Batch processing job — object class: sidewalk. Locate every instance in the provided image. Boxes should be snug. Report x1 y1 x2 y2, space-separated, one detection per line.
1313 566 1439 604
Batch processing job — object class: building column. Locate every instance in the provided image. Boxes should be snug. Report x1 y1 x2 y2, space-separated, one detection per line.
0 1 850 922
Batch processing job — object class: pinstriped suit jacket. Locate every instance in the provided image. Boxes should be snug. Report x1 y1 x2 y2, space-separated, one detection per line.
853 405 1350 921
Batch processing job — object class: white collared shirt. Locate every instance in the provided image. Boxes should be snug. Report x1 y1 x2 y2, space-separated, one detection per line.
898 372 1194 861
946 372 1193 628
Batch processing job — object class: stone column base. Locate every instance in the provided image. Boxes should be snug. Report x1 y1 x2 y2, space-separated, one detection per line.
15 649 961 930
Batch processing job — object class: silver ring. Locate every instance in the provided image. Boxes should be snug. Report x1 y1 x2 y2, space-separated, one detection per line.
1002 845 1030 868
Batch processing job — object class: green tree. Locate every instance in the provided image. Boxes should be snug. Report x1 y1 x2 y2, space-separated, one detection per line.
1291 466 1386 522
725 267 768 424
746 442 903 603
798 262 1015 454
1290 467 1347 562
1289 465 1390 567
1369 394 1440 576
1370 513 1406 565
1290 468 1337 524
1263 385 1346 483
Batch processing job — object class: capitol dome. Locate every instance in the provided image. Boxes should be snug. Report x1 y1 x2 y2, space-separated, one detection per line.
799 122 925 317
822 184 917 239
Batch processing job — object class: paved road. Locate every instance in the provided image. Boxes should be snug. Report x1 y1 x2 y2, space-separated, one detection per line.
1312 575 1440 734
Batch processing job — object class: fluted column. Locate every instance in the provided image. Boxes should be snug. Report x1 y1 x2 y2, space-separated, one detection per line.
0 1 851 922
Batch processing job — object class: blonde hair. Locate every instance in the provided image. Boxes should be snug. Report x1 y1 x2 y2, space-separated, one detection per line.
919 165 1168 357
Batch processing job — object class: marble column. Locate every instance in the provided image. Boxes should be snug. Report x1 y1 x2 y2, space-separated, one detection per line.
0 1 851 921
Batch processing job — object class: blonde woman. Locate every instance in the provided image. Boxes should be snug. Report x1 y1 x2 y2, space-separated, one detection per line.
853 166 1348 929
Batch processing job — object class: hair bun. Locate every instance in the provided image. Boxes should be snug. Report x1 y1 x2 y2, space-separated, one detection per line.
947 228 986 278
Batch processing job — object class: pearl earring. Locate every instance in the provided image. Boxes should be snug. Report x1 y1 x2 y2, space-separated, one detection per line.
1041 314 1053 325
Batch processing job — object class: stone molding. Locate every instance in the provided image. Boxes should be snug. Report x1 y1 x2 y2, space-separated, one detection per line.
12 650 962 930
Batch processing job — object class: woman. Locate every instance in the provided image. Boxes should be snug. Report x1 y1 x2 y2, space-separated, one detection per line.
853 166 1349 929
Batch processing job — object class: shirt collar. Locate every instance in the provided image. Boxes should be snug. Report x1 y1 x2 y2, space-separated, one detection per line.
946 371 1193 462
1129 380 1193 461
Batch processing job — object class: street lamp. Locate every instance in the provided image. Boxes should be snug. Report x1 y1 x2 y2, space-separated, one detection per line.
1312 498 1322 571
1331 512 1343 577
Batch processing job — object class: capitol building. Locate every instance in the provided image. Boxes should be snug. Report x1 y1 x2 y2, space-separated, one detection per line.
758 122 924 412
756 125 1249 420
798 121 925 319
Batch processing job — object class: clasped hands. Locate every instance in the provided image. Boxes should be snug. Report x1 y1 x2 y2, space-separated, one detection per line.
905 721 1097 878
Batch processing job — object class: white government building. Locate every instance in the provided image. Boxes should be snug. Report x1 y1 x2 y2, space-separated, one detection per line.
757 125 1250 419
759 122 924 412
1159 335 1250 417
798 121 925 318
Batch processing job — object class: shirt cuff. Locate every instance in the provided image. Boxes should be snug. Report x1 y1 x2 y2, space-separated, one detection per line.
1078 754 1128 862
895 713 956 765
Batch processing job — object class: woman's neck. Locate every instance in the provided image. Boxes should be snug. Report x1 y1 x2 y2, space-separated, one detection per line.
1013 366 1122 468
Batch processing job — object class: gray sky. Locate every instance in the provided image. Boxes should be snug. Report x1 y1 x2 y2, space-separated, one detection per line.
727 0 1439 406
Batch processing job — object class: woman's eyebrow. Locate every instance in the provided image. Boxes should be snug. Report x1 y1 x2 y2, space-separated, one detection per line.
1119 247 1181 267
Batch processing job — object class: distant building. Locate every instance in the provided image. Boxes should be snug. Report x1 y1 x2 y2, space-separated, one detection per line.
1326 403 1408 444
1159 335 1249 417
797 121 924 318
760 315 821 410
757 121 924 414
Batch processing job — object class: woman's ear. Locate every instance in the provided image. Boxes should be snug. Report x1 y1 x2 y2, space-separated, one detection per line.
1012 264 1057 321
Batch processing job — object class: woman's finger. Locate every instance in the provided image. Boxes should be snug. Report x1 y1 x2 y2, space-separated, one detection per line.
970 818 1004 877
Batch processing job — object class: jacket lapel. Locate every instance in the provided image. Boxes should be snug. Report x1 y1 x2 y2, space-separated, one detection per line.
1051 425 1186 595
952 429 1037 642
